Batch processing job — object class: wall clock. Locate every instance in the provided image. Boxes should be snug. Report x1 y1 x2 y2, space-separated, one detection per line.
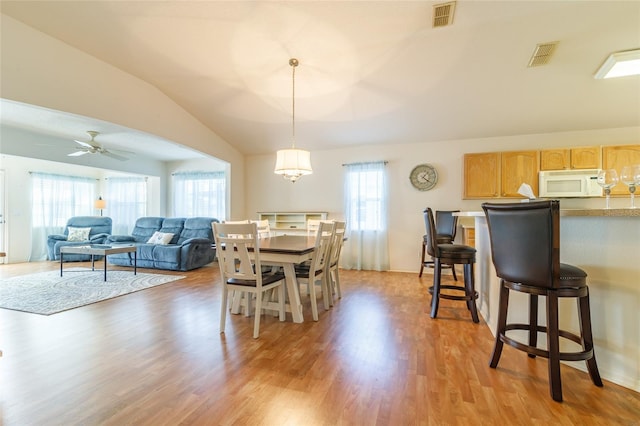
410 163 438 191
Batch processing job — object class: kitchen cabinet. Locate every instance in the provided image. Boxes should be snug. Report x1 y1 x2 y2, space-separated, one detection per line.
571 146 600 169
463 153 500 198
602 144 640 195
540 149 570 170
500 150 539 197
540 146 600 170
258 211 328 235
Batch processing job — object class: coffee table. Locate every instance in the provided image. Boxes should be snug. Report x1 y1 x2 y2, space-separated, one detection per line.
60 244 137 281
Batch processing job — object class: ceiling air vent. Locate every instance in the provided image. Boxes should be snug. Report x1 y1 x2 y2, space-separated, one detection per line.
528 42 559 67
433 2 456 28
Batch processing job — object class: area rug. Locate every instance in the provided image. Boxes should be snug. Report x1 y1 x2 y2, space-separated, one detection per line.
0 268 185 315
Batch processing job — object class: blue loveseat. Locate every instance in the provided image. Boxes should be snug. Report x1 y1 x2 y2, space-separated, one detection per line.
47 216 113 261
105 216 218 271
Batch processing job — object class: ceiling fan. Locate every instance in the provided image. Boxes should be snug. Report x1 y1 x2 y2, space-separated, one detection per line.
68 131 129 161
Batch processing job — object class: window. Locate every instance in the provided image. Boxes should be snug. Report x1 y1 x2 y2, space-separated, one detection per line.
106 176 147 234
173 171 226 219
342 162 389 271
31 172 97 260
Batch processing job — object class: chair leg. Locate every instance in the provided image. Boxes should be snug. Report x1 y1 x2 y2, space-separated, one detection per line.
578 292 603 387
451 265 458 281
308 278 319 321
220 286 229 334
322 274 331 310
490 281 510 368
430 259 442 318
528 294 539 358
464 263 479 323
278 284 286 322
252 291 263 339
419 240 426 277
333 269 342 299
546 291 563 402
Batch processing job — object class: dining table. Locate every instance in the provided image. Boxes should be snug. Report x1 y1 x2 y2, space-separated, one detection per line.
231 234 316 323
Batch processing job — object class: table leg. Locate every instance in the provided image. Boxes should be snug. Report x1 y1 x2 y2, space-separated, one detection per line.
282 263 304 323
133 251 137 275
60 253 63 276
104 255 107 281
91 255 95 271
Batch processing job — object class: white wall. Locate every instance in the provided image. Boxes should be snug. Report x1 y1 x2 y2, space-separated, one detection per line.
246 126 640 272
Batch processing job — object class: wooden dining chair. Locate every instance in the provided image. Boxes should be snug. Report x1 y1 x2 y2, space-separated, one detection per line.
213 222 286 338
306 219 321 236
326 220 346 304
295 221 335 321
482 200 602 402
250 219 272 238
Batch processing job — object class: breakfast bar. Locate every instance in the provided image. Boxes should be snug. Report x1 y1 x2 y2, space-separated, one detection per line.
454 208 640 392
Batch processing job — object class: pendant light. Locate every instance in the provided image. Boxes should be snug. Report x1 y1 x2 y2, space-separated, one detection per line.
274 58 312 182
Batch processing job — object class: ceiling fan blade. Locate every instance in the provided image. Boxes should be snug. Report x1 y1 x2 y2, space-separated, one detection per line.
74 139 97 149
68 150 89 157
102 151 128 161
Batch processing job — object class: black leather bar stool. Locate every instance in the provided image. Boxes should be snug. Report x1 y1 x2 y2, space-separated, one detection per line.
419 209 459 281
424 208 479 323
482 200 602 402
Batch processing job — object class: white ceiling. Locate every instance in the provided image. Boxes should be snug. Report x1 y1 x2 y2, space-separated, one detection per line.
1 1 639 160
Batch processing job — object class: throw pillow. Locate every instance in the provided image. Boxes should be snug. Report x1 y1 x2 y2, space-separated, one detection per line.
147 231 174 245
67 227 91 242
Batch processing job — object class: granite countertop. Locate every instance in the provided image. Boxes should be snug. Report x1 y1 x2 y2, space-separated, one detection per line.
455 209 640 218
560 208 640 217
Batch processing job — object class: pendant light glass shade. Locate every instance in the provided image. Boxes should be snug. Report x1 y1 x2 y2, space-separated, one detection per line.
274 58 312 182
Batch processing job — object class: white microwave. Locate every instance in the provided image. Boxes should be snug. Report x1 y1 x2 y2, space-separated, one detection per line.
539 169 602 198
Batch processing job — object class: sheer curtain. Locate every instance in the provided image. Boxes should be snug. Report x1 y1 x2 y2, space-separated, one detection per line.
31 172 97 261
105 176 148 234
173 171 226 219
342 161 389 271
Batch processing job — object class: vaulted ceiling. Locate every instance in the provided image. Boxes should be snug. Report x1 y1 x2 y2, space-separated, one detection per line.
2 1 639 160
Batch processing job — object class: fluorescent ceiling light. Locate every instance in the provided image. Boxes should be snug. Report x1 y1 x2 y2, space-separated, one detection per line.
594 49 640 79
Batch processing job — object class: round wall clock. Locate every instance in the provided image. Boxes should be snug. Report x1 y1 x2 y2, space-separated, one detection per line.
409 163 438 191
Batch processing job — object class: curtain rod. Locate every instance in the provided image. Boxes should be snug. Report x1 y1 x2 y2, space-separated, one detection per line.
342 161 388 166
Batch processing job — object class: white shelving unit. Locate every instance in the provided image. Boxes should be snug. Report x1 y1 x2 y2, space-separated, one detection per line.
258 212 328 235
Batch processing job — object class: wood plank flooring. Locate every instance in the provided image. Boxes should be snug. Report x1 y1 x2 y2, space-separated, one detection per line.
1 261 638 425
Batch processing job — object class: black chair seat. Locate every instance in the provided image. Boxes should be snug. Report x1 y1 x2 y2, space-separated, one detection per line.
559 263 587 287
228 272 285 287
437 243 476 260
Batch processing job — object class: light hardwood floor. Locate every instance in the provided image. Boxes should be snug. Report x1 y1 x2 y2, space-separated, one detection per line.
1 261 638 425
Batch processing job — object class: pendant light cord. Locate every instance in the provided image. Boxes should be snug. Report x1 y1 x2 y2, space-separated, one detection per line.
290 58 298 149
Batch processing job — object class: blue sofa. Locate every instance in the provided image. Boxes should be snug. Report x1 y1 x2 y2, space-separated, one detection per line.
105 216 218 271
47 216 113 261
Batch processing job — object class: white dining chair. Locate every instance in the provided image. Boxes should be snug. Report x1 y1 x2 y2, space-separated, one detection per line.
306 219 321 236
250 219 272 238
326 220 346 304
295 221 335 321
213 222 286 338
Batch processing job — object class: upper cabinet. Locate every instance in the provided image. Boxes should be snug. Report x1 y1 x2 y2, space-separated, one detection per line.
540 146 600 170
464 152 500 198
602 144 640 195
571 147 600 169
463 151 538 199
500 150 539 197
540 149 570 170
